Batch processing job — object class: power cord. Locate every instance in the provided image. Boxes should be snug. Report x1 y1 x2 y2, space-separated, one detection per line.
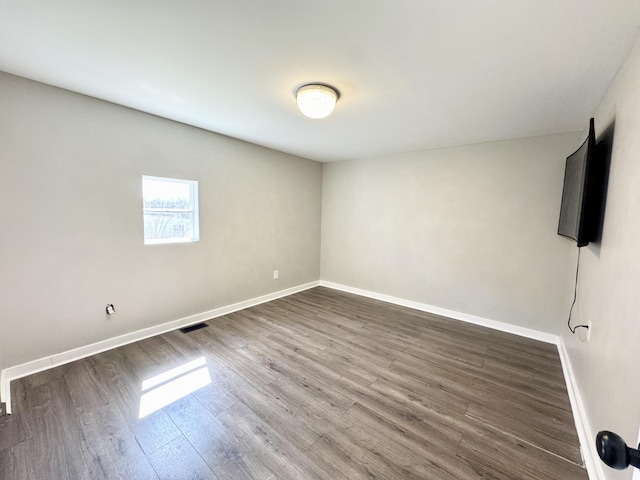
568 247 589 334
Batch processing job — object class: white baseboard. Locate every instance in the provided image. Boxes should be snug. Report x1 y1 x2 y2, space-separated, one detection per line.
557 337 604 480
319 281 559 344
0 281 319 414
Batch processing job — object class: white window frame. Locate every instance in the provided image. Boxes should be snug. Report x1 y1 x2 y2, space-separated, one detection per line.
142 175 200 245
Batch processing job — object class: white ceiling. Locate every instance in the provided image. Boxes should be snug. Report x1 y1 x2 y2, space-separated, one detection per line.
1 1 639 162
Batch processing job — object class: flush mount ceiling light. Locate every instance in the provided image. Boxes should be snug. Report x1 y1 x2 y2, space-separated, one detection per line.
296 84 339 119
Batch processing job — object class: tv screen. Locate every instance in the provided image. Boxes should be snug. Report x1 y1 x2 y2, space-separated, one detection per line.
557 118 597 247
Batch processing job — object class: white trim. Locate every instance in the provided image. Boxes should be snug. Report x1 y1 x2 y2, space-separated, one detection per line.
319 281 559 344
0 281 319 414
557 337 604 480
0 368 8 416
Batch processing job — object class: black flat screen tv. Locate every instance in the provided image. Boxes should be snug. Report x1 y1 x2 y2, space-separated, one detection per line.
557 118 601 247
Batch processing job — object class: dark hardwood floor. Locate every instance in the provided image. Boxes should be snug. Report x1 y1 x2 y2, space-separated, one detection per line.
0 287 587 479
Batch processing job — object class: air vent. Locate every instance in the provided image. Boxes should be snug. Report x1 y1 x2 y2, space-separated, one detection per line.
179 323 208 334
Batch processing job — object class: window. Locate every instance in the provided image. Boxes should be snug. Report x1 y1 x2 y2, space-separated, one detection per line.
142 176 199 244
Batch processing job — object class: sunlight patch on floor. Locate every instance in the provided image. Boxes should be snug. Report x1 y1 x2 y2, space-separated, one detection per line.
139 356 211 418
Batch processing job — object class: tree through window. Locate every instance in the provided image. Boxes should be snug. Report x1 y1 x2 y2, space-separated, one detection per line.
142 176 199 244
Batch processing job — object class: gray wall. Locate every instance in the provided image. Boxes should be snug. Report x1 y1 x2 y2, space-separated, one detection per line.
0 72 322 370
562 33 640 480
321 133 581 334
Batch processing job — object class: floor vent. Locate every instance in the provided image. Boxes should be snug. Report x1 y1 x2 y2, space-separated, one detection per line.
180 323 208 334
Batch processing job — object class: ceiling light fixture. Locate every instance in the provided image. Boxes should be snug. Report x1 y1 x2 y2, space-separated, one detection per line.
296 84 339 119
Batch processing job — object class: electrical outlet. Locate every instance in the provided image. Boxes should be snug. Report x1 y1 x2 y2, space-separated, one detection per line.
273 270 279 280
578 319 591 342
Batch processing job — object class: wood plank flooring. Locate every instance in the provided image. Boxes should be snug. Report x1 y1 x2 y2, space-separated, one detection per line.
0 287 587 479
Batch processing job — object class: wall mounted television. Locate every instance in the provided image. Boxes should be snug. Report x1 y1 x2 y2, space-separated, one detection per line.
557 118 606 247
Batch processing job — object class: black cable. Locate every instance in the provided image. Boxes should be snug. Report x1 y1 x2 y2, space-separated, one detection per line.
568 247 589 334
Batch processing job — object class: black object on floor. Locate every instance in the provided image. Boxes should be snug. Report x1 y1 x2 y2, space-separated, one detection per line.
179 323 208 334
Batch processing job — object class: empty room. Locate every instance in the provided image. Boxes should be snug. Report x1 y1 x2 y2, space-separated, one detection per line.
2 1 640 479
